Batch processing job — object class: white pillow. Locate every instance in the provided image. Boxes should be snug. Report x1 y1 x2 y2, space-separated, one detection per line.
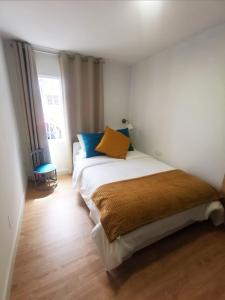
77 134 86 152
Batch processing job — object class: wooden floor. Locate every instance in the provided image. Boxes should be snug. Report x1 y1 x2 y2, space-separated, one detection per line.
11 175 225 300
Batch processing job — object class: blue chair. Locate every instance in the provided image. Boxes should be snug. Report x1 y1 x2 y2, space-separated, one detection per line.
31 149 57 189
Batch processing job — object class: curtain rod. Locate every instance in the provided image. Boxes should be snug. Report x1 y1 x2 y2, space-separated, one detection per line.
10 41 105 63
33 46 105 63
9 41 59 55
33 48 59 56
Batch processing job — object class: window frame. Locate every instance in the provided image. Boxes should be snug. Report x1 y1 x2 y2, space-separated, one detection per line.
38 75 66 145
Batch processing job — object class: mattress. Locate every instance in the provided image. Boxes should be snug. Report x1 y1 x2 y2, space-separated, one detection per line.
72 143 224 270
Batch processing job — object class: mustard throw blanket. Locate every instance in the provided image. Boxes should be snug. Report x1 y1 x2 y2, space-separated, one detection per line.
92 170 220 243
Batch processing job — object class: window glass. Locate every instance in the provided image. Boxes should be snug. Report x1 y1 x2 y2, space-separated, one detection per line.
38 77 65 141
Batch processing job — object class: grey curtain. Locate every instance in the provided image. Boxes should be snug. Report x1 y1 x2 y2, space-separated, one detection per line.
13 41 50 164
59 53 104 143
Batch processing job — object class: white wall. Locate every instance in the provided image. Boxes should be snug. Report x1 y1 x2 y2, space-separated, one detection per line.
104 60 130 129
35 51 60 77
129 24 225 188
0 37 27 300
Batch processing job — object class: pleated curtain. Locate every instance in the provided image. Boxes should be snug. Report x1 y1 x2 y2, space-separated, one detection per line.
59 53 104 144
12 40 50 164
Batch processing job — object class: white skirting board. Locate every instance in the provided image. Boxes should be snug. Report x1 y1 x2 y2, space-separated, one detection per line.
3 185 27 300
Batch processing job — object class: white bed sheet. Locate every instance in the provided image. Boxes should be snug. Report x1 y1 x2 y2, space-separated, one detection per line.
72 145 224 270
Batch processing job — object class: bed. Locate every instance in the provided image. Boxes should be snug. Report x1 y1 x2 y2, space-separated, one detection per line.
72 142 224 270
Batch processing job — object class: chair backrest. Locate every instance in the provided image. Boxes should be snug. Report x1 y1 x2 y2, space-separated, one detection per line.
31 149 44 169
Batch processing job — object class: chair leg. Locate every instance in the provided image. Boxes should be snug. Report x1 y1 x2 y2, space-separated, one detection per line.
47 173 50 188
34 173 37 186
43 173 46 187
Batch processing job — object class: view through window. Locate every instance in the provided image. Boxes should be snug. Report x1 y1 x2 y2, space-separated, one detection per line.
38 77 66 141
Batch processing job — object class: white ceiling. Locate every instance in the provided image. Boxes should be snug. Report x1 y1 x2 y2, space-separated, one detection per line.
0 1 225 65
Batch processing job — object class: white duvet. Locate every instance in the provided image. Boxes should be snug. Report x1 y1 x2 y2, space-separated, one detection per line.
72 145 224 270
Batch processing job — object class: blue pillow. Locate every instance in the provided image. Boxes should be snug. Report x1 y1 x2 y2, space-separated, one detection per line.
78 128 134 158
117 128 134 151
79 132 104 158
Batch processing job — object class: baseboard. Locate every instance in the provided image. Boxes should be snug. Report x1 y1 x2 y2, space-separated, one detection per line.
3 181 27 300
58 169 70 176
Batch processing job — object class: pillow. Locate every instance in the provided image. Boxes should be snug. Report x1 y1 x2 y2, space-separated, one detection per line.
117 128 134 151
77 128 133 158
95 127 130 159
77 134 85 152
77 132 104 158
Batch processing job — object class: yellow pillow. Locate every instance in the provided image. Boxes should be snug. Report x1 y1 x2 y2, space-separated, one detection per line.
96 127 130 159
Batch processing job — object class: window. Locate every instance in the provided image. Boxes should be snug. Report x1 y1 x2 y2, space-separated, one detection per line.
38 77 65 141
